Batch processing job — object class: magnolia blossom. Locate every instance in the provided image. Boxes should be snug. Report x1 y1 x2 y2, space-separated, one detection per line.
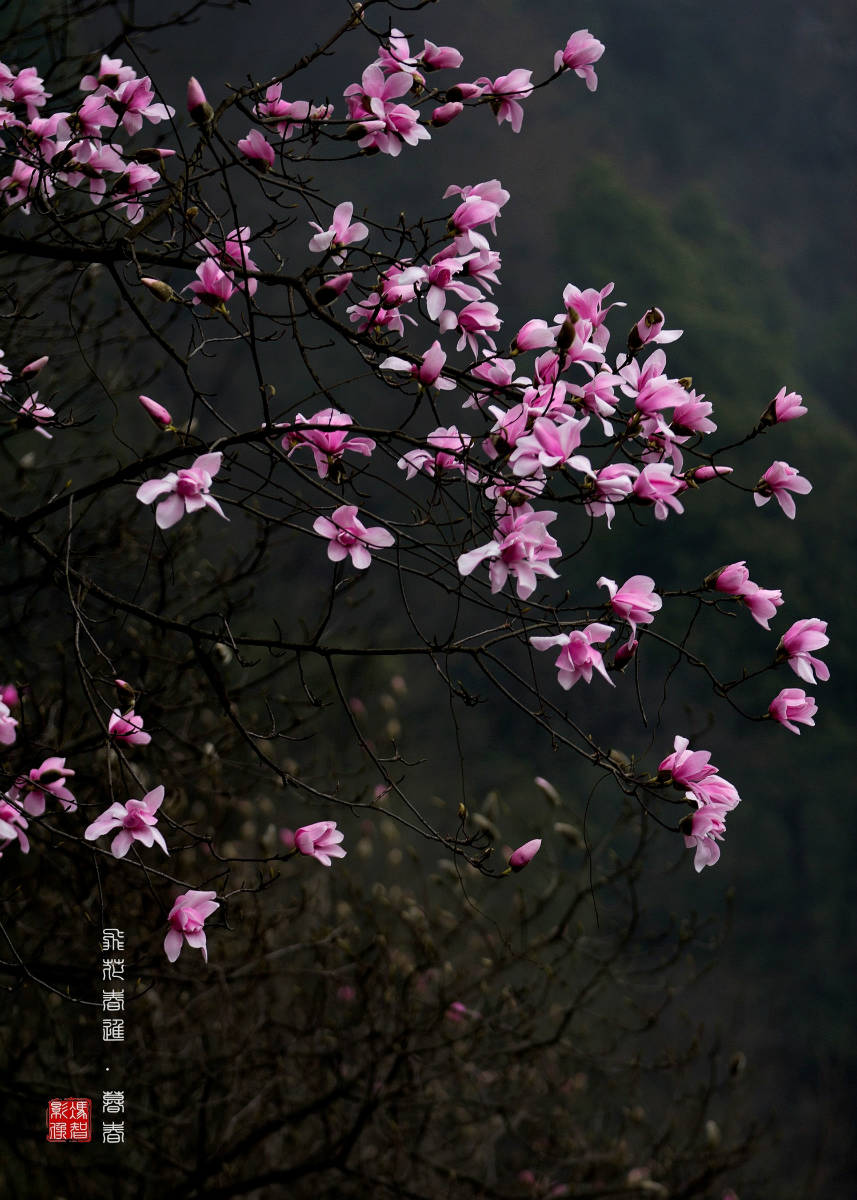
457 504 561 599
379 340 455 390
598 574 662 640
681 802 726 872
554 30 605 91
294 820 346 867
765 386 807 424
508 838 541 871
509 416 591 478
778 619 830 684
313 505 395 569
281 408 376 478
741 584 783 630
84 785 168 859
237 128 275 169
343 64 429 156
632 463 685 520
629 306 682 349
0 800 29 857
108 708 151 746
10 756 76 816
18 394 55 438
164 890 219 963
475 69 533 133
136 452 227 530
769 687 817 734
754 460 812 519
308 201 368 260
584 464 638 527
659 735 718 791
0 699 18 746
184 258 237 308
530 623 615 690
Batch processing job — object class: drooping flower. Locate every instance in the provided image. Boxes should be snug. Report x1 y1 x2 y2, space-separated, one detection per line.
312 505 395 569
108 708 151 746
237 128 275 169
136 451 228 530
778 619 830 685
680 802 726 872
84 785 168 859
768 687 817 735
754 461 812 520
508 838 541 871
164 890 219 963
294 820 346 867
740 584 783 630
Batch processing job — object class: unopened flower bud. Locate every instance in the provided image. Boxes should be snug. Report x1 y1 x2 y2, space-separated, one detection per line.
21 355 48 378
315 272 353 305
431 101 463 127
138 394 173 429
508 838 541 872
141 277 177 303
345 122 368 141
187 76 214 126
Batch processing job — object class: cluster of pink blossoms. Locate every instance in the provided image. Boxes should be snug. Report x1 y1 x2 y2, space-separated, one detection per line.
707 562 830 735
0 54 174 221
659 736 742 872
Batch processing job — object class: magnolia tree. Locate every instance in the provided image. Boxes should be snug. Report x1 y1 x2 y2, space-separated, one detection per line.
0 1 824 1194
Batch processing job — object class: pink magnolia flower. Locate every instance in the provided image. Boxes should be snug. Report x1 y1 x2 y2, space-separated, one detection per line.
237 128 275 169
754 460 812 519
681 802 726 872
138 394 172 428
0 699 18 745
195 227 260 297
379 340 456 390
136 451 228 530
598 575 662 640
108 708 151 746
254 86 309 139
457 504 561 599
79 54 138 95
184 258 238 309
112 160 162 224
110 76 175 136
397 426 478 481
315 272 353 304
419 39 464 71
778 618 830 685
629 306 682 350
530 623 616 690
508 838 541 871
84 785 168 858
439 300 502 355
10 756 76 816
343 65 429 156
709 561 751 594
741 583 783 630
475 69 533 133
294 820 346 866
18 394 55 438
765 386 807 424
658 735 717 790
632 463 685 520
768 687 817 735
554 30 606 91
509 415 591 478
0 800 29 857
164 890 219 963
308 201 368 260
0 683 19 707
21 355 48 378
584 463 638 527
281 408 376 478
313 505 395 569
